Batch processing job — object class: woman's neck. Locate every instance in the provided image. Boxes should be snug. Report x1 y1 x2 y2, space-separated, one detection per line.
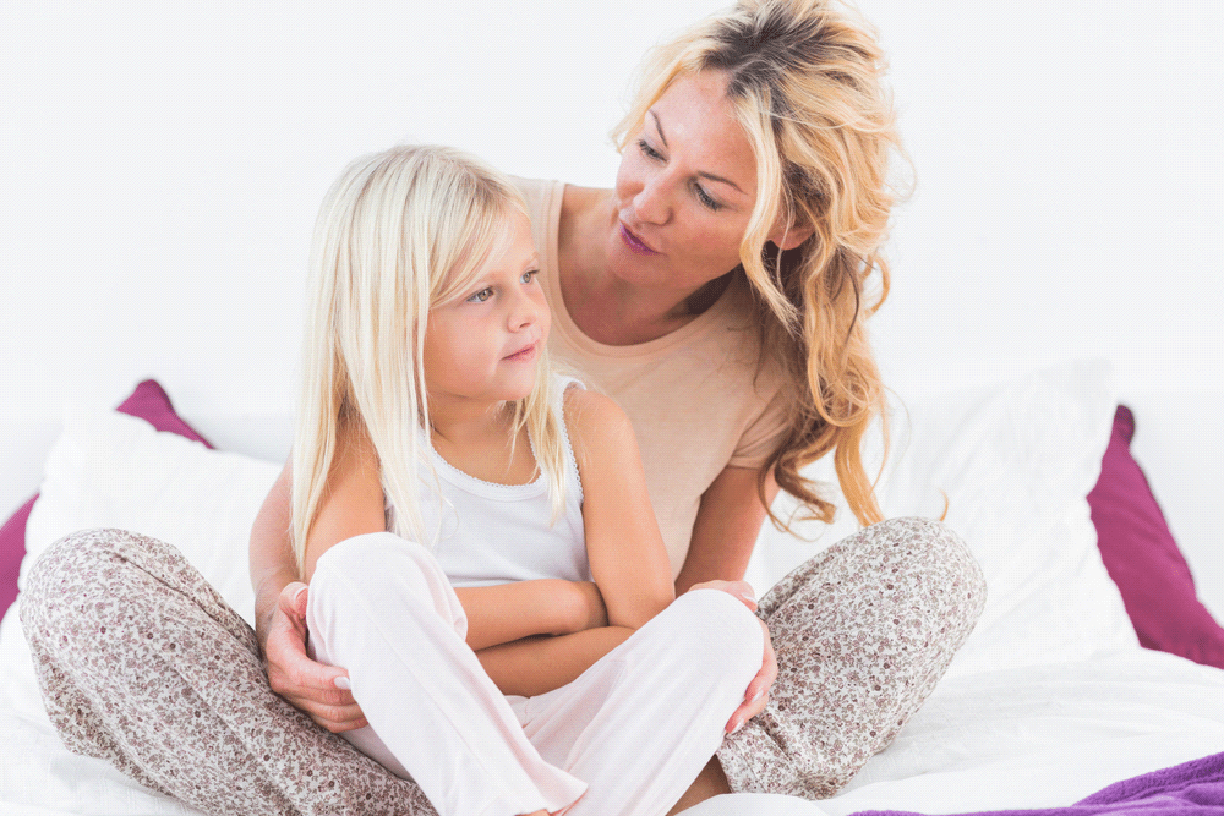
557 186 721 346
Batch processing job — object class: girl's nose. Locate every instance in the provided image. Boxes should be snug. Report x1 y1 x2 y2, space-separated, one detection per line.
508 289 540 331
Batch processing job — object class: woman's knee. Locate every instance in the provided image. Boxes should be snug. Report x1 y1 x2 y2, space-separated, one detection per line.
856 517 987 646
23 529 163 633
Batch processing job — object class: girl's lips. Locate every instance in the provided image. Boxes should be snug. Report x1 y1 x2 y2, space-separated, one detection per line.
503 342 537 362
619 223 660 256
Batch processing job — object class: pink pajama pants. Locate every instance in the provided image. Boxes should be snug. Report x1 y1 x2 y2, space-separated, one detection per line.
306 532 764 816
20 517 985 815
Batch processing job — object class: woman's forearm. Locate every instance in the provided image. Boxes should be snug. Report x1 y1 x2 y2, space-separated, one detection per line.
675 464 777 594
250 462 299 647
476 626 634 697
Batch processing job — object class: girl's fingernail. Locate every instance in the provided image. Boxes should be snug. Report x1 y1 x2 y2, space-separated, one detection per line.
750 687 767 703
731 718 744 734
334 676 352 691
293 586 308 604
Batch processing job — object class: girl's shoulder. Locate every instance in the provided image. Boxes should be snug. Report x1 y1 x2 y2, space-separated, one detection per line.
561 384 637 475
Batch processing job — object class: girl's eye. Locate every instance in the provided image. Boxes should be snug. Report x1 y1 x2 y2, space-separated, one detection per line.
694 182 722 212
466 287 494 303
637 138 664 162
520 269 539 285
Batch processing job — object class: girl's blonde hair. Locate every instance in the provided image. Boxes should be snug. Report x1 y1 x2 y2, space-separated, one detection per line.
291 144 566 575
612 0 905 528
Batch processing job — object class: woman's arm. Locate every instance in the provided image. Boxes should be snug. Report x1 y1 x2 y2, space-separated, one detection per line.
675 462 782 733
248 429 383 733
674 464 779 594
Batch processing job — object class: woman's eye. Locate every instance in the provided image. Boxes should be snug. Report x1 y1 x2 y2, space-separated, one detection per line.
637 138 664 161
694 183 723 211
466 287 494 303
520 269 539 285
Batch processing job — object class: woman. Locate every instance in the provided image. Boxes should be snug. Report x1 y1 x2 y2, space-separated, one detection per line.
22 0 984 813
256 0 983 802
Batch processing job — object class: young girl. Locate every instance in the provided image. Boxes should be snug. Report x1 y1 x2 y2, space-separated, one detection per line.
291 144 767 816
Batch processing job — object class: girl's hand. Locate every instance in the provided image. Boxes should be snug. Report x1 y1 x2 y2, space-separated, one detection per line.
263 581 368 733
684 581 777 734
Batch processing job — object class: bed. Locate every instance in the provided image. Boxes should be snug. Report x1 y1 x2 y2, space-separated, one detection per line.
3 0 1223 811
2 362 1222 815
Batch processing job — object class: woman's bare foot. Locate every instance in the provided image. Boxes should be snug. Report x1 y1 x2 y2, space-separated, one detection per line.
668 757 732 815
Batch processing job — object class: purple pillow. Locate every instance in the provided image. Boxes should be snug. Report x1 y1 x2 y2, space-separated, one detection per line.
0 380 213 618
1088 404 1224 669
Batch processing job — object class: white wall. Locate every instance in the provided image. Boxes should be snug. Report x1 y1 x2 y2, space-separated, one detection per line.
3 1 1221 608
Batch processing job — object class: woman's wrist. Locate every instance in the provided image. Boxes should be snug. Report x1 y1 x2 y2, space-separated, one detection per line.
253 571 298 649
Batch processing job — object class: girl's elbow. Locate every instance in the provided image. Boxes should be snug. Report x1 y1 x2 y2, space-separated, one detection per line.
616 591 674 630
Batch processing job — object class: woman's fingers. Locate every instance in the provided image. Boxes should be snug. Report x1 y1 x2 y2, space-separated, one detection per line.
725 618 776 734
686 579 758 611
263 582 367 732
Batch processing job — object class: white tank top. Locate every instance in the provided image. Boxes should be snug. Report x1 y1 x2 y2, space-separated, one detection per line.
387 376 588 588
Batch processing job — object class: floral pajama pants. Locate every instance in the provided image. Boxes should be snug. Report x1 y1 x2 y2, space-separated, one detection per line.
20 517 984 816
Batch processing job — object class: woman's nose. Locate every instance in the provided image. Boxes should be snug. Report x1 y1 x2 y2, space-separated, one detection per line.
632 174 672 225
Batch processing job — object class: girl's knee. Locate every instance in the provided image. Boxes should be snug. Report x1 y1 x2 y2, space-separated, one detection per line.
311 532 437 595
668 589 765 684
309 532 465 637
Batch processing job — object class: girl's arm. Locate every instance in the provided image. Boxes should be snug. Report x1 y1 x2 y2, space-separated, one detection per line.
250 421 613 729
674 464 780 594
470 388 676 696
567 387 676 628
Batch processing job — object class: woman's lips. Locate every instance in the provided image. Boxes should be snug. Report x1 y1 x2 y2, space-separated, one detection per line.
503 342 537 362
619 223 660 256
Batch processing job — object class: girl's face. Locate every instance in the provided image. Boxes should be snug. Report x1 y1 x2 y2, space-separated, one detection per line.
423 212 550 411
609 70 760 296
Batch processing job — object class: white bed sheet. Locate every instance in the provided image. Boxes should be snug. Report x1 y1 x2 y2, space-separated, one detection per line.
4 362 1223 815
5 604 1222 816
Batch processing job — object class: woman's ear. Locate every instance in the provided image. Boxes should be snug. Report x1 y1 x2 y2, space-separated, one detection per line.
768 220 815 251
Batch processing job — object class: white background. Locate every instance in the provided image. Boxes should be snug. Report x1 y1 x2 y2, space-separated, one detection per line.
2 1 1221 609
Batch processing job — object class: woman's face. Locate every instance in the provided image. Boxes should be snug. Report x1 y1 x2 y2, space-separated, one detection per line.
610 70 760 296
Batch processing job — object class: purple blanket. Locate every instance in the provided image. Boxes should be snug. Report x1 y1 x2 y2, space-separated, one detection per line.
854 751 1224 816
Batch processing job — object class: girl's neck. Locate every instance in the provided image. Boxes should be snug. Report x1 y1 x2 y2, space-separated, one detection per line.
428 400 538 487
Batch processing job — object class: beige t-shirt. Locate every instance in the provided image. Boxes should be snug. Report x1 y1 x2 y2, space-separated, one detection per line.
515 178 790 577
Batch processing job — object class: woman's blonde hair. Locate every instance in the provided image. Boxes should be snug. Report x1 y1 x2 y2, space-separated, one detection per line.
612 0 905 528
291 144 566 575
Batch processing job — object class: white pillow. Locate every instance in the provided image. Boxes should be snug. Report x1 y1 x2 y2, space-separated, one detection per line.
23 409 281 627
22 361 1135 672
747 361 1138 676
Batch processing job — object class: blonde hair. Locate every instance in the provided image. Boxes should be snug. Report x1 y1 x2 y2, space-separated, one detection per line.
291 144 566 575
612 0 905 528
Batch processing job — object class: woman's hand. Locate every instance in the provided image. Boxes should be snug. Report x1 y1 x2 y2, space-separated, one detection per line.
262 581 368 733
727 618 775 734
685 580 777 734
